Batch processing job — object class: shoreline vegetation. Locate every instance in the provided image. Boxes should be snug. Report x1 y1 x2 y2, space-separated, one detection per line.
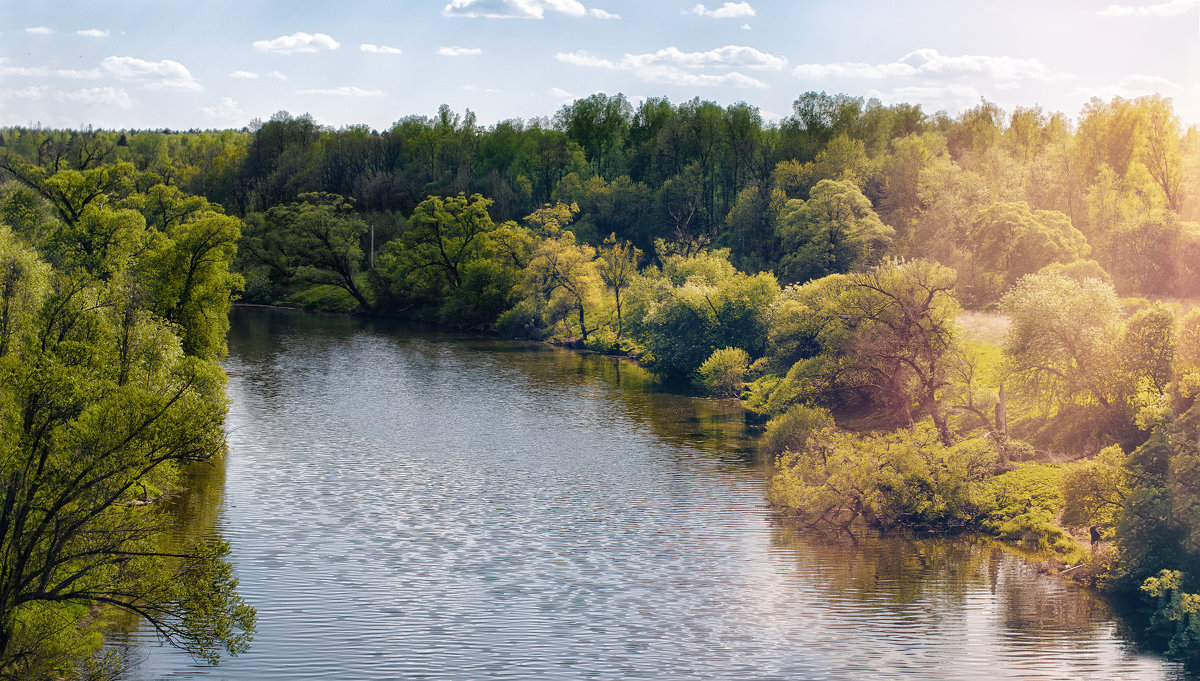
3 90 1200 675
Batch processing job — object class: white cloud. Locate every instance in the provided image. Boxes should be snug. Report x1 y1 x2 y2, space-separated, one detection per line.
549 87 574 101
556 49 771 88
269 70 288 80
3 85 134 108
866 83 987 115
437 46 483 56
3 86 50 99
253 32 340 55
199 97 248 122
442 0 615 18
0 59 100 79
25 26 53 35
689 2 756 18
230 70 259 79
559 44 784 74
76 28 109 38
1075 74 1184 100
361 43 403 55
101 56 202 91
1098 0 1197 16
793 48 1063 85
58 87 136 107
741 23 751 30
297 86 384 96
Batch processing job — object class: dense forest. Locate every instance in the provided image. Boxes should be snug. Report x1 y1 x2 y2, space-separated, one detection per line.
2 90 1199 674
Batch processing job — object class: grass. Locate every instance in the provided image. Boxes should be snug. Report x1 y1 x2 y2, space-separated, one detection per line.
958 309 1009 345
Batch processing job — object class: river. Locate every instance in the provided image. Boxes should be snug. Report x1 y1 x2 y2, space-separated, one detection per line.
116 307 1193 680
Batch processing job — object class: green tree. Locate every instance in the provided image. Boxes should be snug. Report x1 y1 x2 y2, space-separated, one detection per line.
775 179 894 285
597 234 641 338
1001 272 1123 416
0 207 254 677
626 249 779 380
521 233 603 340
962 201 1090 305
257 193 371 310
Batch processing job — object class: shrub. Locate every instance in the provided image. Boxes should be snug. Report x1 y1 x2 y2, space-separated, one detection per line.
696 347 750 397
761 403 834 456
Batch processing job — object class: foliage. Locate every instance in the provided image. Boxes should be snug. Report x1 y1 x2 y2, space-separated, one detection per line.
775 179 894 285
1140 570 1200 662
760 403 835 457
0 189 254 675
1061 445 1128 528
696 347 750 397
769 424 998 530
755 259 961 442
981 464 1073 551
625 249 778 380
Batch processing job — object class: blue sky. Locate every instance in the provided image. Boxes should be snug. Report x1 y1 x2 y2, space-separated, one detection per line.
2 0 1197 130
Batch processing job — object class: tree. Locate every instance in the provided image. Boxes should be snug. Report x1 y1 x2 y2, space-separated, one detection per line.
1000 272 1128 446
626 249 779 380
597 234 640 337
0 205 254 677
775 179 894 285
522 233 603 340
833 259 961 443
256 193 371 310
392 193 495 293
962 201 1090 305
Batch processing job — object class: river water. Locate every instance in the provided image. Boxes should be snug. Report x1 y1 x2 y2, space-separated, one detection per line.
118 307 1192 680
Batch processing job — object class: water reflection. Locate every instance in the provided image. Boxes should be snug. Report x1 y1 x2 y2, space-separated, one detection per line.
114 307 1192 680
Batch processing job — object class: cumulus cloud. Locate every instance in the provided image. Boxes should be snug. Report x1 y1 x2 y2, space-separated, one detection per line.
101 56 202 91
0 59 100 79
361 43 403 54
76 28 109 38
1076 74 1184 100
297 86 384 96
437 46 483 56
269 70 288 80
559 44 784 72
199 97 248 122
25 26 53 34
253 32 340 54
443 0 617 19
1098 0 1197 16
230 70 259 79
866 83 988 115
689 2 756 18
793 48 1063 85
4 85 135 108
548 86 574 101
557 47 774 88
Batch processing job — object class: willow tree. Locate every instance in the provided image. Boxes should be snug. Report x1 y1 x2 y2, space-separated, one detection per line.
0 183 254 676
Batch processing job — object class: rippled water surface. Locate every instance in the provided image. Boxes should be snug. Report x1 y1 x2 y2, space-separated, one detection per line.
119 308 1193 680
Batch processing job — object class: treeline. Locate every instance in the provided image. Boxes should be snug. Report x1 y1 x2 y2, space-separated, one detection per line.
2 90 1200 668
3 91 1197 303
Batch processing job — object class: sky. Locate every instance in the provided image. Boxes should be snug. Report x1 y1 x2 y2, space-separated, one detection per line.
1 0 1198 131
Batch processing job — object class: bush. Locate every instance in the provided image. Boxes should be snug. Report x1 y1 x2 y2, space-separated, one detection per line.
762 403 834 455
583 327 622 354
982 463 1074 551
696 347 750 397
1141 570 1200 662
496 298 545 339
